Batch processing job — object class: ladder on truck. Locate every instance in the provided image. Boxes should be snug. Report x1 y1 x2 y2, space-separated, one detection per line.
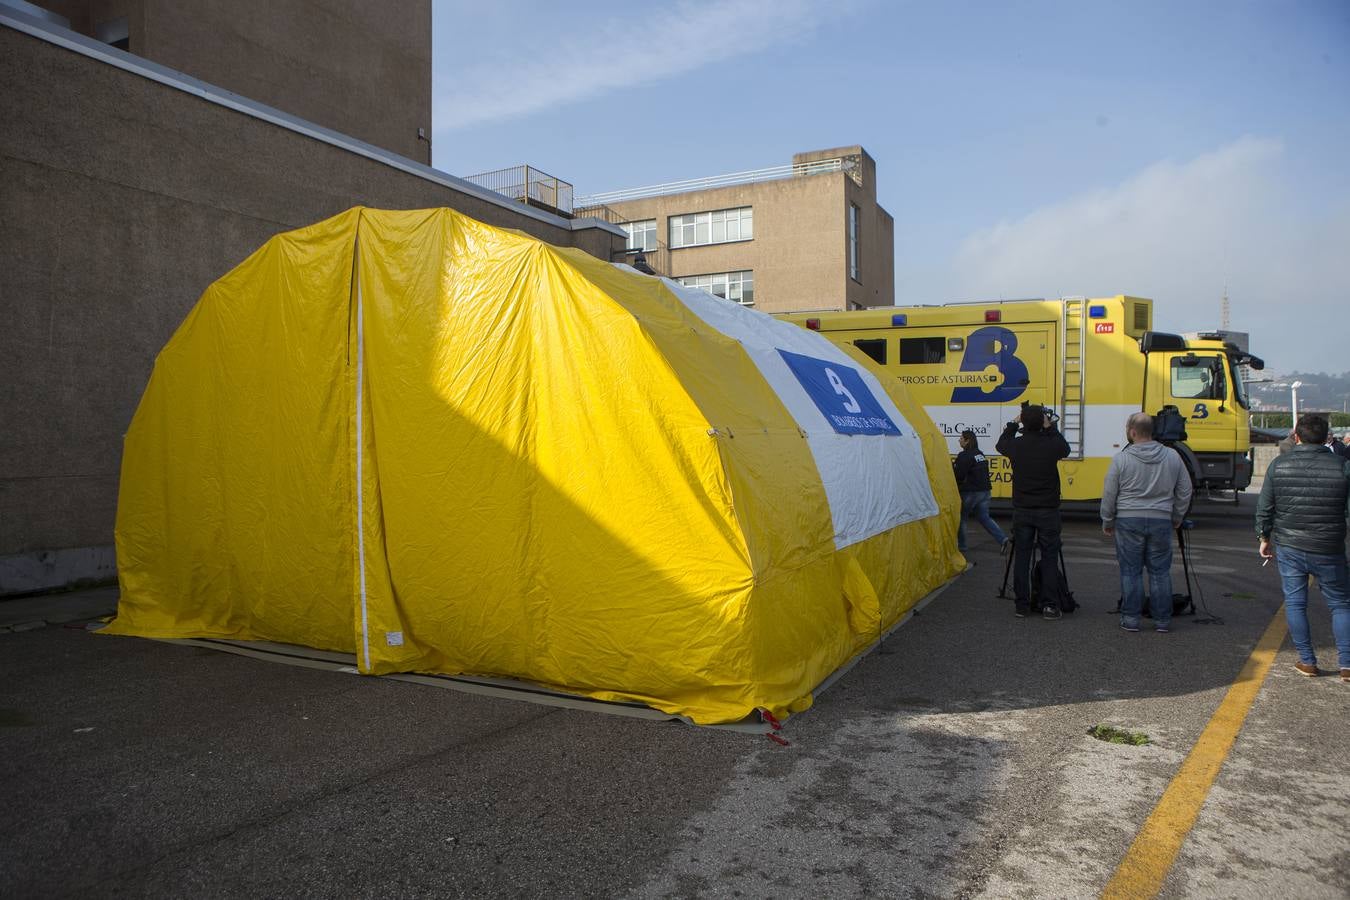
1060 298 1087 458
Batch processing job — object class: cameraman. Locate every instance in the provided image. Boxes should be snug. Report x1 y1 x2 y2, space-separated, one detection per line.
996 405 1071 618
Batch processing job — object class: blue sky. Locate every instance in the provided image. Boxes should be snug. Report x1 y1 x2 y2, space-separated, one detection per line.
432 1 1349 374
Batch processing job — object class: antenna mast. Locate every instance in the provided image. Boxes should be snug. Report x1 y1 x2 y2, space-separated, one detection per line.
1221 286 1230 331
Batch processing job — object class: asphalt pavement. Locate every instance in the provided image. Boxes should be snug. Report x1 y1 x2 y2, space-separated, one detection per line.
2 493 1347 898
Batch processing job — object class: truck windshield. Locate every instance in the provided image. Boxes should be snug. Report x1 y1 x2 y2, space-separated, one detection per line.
1227 354 1251 409
1170 356 1226 401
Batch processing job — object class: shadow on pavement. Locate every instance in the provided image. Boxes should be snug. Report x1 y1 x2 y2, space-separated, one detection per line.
830 493 1285 721
0 493 1296 897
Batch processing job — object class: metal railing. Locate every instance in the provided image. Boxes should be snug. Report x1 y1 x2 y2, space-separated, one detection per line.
461 165 574 216
571 203 625 225
575 155 860 207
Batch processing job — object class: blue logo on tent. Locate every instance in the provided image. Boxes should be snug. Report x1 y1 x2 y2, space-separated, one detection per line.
778 350 900 436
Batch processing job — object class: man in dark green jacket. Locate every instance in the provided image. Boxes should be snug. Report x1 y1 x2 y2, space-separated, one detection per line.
1256 414 1350 682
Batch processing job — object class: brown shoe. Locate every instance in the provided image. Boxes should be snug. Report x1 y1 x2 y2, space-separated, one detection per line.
1341 668 1349 683
1293 662 1319 677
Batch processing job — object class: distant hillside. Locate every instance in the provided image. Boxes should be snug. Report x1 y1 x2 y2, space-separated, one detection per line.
1247 370 1350 413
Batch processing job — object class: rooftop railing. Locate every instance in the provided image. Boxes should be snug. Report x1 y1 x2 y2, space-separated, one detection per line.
575 155 860 207
571 202 625 225
461 165 574 216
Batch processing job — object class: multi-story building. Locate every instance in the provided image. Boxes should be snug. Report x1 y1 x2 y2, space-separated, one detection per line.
1 1 623 595
576 145 895 314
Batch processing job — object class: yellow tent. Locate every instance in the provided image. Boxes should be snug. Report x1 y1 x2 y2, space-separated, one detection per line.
106 207 965 724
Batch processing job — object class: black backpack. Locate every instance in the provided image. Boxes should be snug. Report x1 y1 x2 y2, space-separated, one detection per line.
1032 553 1078 613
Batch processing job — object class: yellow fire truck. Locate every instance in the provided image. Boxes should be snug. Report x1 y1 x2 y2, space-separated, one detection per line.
778 296 1264 502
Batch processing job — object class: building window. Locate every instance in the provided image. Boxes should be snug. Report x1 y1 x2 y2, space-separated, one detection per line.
678 270 754 306
848 203 860 282
669 207 753 249
621 220 656 252
899 337 946 365
853 339 887 364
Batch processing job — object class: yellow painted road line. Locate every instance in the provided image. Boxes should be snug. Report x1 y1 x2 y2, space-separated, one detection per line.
1101 606 1288 900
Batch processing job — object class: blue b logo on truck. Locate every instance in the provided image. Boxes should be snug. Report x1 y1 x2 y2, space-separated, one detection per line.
950 326 1030 404
778 350 900 436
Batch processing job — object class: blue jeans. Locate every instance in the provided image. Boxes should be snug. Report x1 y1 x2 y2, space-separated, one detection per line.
1115 517 1174 628
957 491 1007 551
1275 546 1350 669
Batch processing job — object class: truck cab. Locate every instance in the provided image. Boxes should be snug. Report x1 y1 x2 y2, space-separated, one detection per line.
1139 332 1264 494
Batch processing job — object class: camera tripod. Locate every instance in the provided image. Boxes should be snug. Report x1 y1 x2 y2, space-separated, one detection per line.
1106 521 1221 623
997 536 1077 612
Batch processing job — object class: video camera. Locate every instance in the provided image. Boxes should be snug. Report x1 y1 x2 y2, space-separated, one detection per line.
1018 400 1059 428
1152 404 1188 445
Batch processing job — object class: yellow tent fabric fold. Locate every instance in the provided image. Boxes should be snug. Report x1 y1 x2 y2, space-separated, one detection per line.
107 207 965 724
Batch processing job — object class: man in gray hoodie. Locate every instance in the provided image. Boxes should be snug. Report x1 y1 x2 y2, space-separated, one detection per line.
1102 412 1194 633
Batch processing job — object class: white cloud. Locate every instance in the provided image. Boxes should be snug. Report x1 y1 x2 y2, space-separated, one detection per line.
436 0 846 130
948 137 1350 373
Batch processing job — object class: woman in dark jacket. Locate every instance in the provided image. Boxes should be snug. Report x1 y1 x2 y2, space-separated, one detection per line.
953 430 1010 553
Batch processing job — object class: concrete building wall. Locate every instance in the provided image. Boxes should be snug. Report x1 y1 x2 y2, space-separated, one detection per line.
794 146 894 312
1251 444 1279 479
0 20 622 593
601 145 894 314
844 176 895 311
32 0 432 163
603 175 846 314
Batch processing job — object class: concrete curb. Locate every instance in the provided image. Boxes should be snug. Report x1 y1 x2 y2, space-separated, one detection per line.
0 586 120 633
